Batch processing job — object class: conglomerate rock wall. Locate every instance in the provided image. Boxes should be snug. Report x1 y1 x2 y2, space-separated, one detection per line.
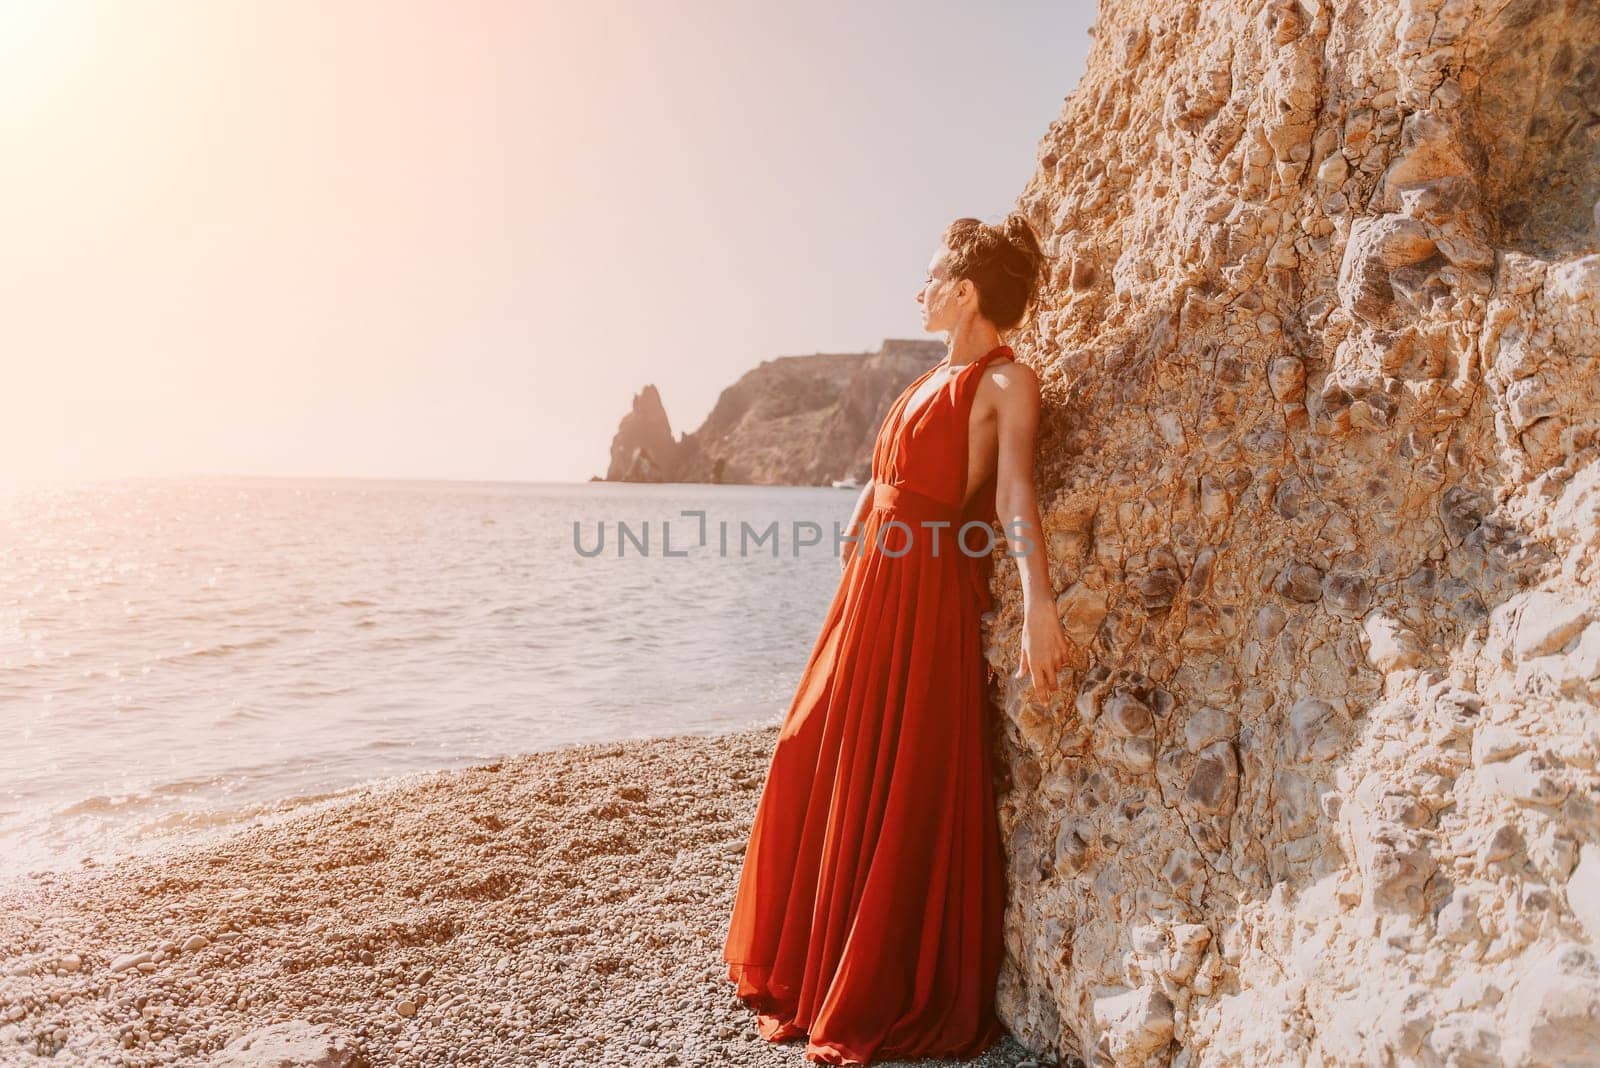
987 1 1600 1064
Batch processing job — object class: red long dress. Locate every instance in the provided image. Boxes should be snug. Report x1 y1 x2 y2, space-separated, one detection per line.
722 343 1013 1065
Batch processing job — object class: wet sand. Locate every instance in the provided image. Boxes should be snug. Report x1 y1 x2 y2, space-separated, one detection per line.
0 726 1044 1067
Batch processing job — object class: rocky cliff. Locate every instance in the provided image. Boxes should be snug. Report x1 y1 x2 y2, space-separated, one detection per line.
602 339 941 485
987 1 1600 1065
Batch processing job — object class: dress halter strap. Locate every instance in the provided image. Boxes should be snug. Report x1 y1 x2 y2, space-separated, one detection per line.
951 344 1013 396
954 344 1012 376
877 344 1015 484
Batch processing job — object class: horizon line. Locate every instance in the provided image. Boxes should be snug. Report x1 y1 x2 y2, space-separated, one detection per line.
0 472 859 489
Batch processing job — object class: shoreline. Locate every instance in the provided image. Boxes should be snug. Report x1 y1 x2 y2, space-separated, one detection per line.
1 718 787 893
0 725 1039 1067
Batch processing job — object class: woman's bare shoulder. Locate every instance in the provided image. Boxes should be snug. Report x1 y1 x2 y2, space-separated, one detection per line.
981 358 1041 408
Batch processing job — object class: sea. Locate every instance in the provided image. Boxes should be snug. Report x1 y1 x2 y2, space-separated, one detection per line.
0 477 861 884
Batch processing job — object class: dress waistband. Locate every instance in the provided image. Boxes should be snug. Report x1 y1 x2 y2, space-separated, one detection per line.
871 481 963 521
867 481 999 616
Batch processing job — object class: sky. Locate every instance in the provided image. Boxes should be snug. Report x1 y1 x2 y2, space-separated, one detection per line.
0 0 1094 484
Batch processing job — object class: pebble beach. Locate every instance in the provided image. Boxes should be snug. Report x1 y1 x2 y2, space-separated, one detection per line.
0 725 1045 1067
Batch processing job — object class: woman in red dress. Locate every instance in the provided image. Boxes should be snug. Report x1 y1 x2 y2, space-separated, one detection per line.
721 213 1072 1065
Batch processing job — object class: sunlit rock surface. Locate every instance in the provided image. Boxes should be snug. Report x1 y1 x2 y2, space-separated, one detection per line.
988 1 1600 1064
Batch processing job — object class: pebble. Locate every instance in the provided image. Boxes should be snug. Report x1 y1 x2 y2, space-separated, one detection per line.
108 953 151 975
0 728 1033 1066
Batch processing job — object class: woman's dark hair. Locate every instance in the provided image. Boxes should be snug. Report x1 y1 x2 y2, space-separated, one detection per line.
941 212 1046 331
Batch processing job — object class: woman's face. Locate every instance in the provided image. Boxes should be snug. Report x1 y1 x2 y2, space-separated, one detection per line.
916 248 964 333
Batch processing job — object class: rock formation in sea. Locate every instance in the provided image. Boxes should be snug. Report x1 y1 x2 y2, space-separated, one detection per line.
604 384 679 483
985 1 1600 1064
601 339 942 485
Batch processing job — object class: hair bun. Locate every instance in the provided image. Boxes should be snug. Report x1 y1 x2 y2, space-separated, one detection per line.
1000 212 1043 259
939 213 1048 331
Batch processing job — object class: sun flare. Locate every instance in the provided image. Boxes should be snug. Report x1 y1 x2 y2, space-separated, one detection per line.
0 1 101 116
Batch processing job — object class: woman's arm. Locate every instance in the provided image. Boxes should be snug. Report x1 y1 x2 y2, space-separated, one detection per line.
991 365 1071 698
841 479 874 570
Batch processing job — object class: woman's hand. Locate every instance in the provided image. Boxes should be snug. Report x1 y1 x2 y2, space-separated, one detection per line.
1015 603 1072 700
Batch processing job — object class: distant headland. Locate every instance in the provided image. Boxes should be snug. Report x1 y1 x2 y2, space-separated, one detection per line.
596 339 943 486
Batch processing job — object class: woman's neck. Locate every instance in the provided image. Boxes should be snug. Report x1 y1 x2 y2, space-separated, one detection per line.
942 322 1004 367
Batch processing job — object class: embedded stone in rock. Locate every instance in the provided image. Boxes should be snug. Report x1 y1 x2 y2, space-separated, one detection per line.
1363 611 1424 671
1568 845 1600 946
1337 215 1439 326
1102 736 1157 774
1100 692 1155 738
1253 604 1287 639
1436 888 1484 945
1288 698 1348 762
1478 822 1526 866
1482 751 1571 807
1054 820 1097 875
1091 986 1175 1063
1272 476 1306 520
1349 814 1434 915
1498 947 1600 1067
1198 477 1232 522
1377 112 1473 208
1471 726 1528 767
1183 706 1237 753
1427 1014 1502 1066
1268 356 1306 404
1322 572 1372 618
1273 561 1325 603
1433 687 1482 732
1488 591 1593 663
1075 664 1115 723
1167 924 1213 983
1058 582 1111 645
1439 486 1486 543
1505 376 1563 430
1132 566 1182 611
1184 741 1239 816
